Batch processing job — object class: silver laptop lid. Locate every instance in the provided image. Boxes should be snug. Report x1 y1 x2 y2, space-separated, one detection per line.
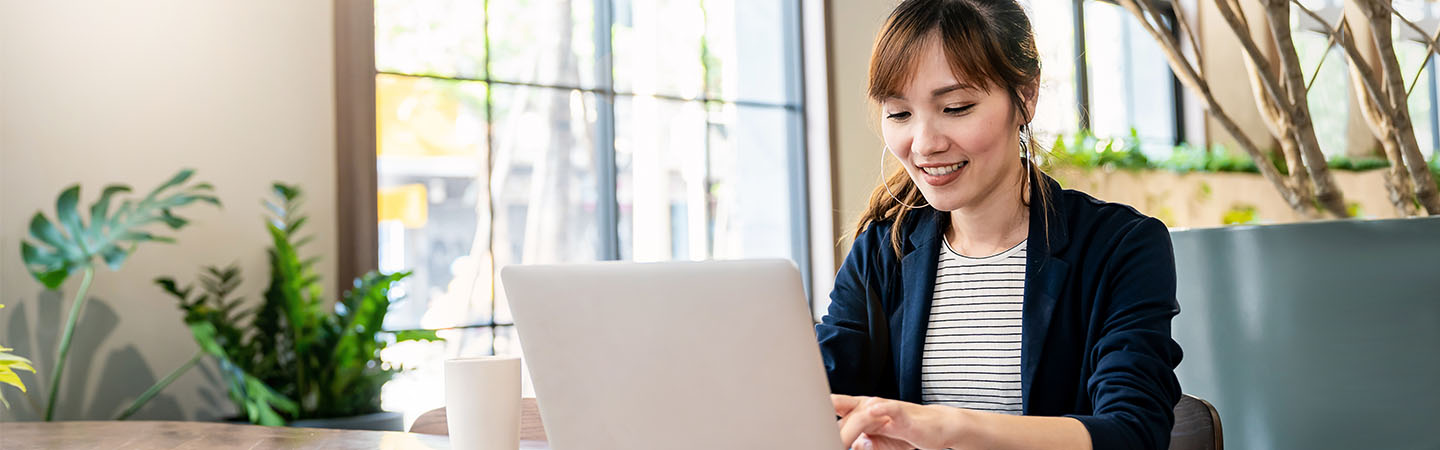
502 259 841 450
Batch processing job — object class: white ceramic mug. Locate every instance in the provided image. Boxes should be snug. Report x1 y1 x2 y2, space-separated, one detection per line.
444 356 522 450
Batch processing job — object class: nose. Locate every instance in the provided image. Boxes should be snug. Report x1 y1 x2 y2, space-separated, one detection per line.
910 119 947 157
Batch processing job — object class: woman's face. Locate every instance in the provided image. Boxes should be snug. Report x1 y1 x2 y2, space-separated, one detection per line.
878 38 1034 212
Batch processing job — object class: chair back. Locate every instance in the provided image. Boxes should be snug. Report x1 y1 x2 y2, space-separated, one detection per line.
1169 394 1223 450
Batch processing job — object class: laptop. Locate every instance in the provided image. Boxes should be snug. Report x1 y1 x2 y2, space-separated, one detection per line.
501 259 843 450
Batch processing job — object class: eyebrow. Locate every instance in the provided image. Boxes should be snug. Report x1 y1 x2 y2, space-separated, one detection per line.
883 83 976 101
931 83 975 97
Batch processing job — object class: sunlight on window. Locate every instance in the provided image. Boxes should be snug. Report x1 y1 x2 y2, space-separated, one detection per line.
616 97 708 261
1293 32 1351 158
372 0 806 429
1083 1 1175 159
1021 0 1078 144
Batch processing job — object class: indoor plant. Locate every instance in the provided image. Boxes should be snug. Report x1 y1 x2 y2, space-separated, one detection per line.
17 169 218 420
121 183 437 427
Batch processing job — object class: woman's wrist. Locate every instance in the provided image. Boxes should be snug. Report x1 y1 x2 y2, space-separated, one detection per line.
939 405 982 449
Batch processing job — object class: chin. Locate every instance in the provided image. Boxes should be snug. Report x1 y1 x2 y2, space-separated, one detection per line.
920 194 969 212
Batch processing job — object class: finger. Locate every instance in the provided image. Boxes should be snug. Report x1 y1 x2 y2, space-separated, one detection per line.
853 433 873 450
834 396 871 437
832 394 862 417
865 401 907 434
839 403 892 448
872 435 916 450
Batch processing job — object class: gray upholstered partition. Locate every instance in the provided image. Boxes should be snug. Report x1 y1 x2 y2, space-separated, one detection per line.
1170 216 1440 449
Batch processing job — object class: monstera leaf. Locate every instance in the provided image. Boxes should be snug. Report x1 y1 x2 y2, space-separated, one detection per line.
20 169 219 289
18 169 220 421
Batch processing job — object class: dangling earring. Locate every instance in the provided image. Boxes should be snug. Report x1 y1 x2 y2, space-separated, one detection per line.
880 146 929 209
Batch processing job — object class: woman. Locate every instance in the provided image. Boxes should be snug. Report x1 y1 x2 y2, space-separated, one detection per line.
816 1 1183 449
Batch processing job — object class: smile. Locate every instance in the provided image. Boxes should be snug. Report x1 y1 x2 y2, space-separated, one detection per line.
920 161 968 176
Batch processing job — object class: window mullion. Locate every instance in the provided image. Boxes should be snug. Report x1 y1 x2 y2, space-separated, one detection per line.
596 0 621 261
482 0 498 355
1074 0 1091 131
782 0 812 304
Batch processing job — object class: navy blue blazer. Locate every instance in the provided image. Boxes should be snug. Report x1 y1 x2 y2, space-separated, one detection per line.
816 176 1183 449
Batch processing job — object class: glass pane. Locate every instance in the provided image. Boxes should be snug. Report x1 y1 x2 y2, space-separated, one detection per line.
489 0 597 88
1413 64 1438 158
1294 33 1351 158
613 0 706 98
381 327 494 429
375 0 487 78
490 85 602 323
616 97 708 261
376 74 492 330
707 103 796 260
1083 1 1126 139
1397 41 1434 157
1023 0 1079 143
1084 1 1175 158
702 0 794 104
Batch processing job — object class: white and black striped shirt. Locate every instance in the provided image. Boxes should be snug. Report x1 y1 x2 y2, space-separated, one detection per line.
920 239 1026 414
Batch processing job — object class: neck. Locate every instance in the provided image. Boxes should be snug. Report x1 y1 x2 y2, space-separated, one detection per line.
945 169 1031 256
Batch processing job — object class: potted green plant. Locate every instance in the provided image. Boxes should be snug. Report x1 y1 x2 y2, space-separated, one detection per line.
121 183 437 429
15 169 218 420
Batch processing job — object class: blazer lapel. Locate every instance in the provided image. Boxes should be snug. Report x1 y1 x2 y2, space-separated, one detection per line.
1021 175 1071 414
897 209 942 404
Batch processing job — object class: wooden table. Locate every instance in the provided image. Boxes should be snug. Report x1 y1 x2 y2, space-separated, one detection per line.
0 421 551 449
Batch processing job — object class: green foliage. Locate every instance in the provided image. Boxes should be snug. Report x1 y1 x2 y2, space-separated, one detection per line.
1045 130 1404 176
1431 155 1440 184
1327 155 1392 172
0 305 36 409
1222 204 1260 225
20 169 219 289
1347 202 1363 218
154 183 439 424
15 169 218 421
156 266 298 425
1047 130 1151 172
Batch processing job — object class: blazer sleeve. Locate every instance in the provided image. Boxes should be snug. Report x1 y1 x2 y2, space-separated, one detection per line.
815 225 891 397
1067 217 1185 450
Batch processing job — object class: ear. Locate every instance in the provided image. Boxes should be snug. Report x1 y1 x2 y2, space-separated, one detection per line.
1017 80 1040 124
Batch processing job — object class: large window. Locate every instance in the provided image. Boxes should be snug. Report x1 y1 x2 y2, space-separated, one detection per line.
1023 0 1183 156
370 0 808 424
1082 0 1178 158
1023 0 1080 145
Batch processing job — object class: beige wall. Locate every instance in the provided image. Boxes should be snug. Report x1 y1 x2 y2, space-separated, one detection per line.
1052 167 1403 227
1197 0 1277 157
1 20 6 308
0 1 338 420
827 0 897 258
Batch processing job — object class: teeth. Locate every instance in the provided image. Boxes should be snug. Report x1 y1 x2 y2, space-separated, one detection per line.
922 161 967 176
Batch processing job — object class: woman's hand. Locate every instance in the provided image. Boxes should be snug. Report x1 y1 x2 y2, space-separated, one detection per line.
832 394 970 450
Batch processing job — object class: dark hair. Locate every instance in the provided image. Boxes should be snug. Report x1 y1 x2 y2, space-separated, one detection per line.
854 0 1051 257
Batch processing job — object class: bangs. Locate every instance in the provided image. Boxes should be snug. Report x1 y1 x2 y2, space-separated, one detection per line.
867 3 1012 102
